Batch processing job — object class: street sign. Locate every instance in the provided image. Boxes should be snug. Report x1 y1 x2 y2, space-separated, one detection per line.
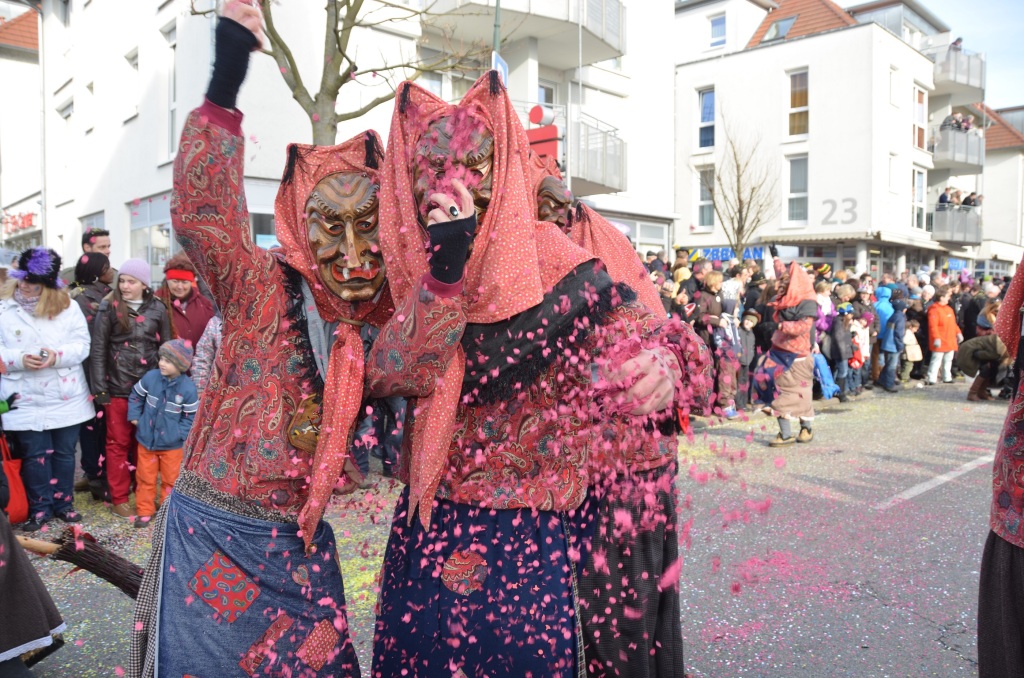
491 51 508 86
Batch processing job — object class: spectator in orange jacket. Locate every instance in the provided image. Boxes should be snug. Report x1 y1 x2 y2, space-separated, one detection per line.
925 285 962 384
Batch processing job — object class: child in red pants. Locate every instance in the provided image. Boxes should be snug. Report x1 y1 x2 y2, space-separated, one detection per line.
127 339 198 527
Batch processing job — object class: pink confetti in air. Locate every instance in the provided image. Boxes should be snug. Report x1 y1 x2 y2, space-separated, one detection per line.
659 557 683 591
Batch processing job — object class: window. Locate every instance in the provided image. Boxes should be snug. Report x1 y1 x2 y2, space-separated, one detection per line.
698 88 715 148
130 194 173 284
788 156 808 223
710 15 726 47
125 49 139 119
163 25 177 159
421 71 443 97
59 0 72 27
889 154 899 192
763 16 796 42
698 168 715 228
251 214 278 248
538 81 557 105
911 169 926 229
913 86 926 150
889 67 899 106
57 100 74 123
80 212 105 235
789 70 808 135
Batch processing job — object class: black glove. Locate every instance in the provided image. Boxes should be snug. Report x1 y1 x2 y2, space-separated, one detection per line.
769 243 780 259
428 214 478 285
206 18 260 110
93 391 111 407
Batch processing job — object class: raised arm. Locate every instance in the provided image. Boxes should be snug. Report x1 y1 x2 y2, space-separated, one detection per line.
170 12 275 318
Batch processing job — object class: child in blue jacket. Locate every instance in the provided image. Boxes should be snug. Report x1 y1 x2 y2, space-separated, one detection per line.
127 339 198 527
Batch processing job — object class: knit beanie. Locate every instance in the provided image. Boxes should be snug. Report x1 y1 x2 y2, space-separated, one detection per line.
74 252 110 285
159 339 193 372
10 247 63 288
118 258 152 288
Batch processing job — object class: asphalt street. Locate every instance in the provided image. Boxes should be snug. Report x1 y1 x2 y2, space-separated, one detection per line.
26 380 998 677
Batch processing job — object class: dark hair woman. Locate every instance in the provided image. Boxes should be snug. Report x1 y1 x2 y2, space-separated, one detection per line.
68 252 116 500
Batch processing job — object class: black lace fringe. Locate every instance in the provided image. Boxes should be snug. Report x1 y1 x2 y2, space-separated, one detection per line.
280 264 325 394
488 69 501 96
364 132 383 170
463 266 636 406
399 83 411 114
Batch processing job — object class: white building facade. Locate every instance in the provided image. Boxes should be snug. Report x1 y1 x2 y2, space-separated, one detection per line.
0 2 42 252
674 0 997 278
14 0 675 281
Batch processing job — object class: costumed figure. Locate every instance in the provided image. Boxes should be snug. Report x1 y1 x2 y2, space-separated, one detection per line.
529 151 574 235
368 72 706 677
978 259 1024 677
128 7 392 677
754 260 818 446
530 152 664 320
558 183 713 676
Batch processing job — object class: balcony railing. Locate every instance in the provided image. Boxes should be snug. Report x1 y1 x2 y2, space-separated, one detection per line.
930 49 986 92
427 0 625 61
571 113 626 194
512 101 626 195
929 206 982 245
928 126 984 170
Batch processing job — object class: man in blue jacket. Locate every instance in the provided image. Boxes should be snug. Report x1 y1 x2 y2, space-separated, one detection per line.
878 297 906 392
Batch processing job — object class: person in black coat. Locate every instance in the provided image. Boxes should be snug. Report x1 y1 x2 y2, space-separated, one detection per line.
829 303 855 401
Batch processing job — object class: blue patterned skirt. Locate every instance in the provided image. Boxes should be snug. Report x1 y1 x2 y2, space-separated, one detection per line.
372 488 596 677
154 491 359 677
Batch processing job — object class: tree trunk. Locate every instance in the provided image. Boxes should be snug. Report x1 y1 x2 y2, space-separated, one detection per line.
310 97 338 145
312 121 337 146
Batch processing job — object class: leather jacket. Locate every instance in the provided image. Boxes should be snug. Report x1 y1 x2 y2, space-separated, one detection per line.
90 293 172 398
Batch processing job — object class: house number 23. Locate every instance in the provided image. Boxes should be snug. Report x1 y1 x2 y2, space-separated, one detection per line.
822 199 857 225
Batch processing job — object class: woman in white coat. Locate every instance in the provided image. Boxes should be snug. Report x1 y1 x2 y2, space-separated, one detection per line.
0 248 94 531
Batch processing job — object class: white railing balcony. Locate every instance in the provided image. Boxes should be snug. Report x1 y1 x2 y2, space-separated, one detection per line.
928 126 984 173
921 38 986 100
932 49 986 91
424 0 625 70
929 206 981 245
571 114 626 196
512 102 626 196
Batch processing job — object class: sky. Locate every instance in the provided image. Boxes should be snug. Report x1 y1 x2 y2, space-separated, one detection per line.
915 0 1024 110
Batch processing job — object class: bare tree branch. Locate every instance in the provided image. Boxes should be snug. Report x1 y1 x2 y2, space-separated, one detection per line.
191 0 491 145
697 115 780 258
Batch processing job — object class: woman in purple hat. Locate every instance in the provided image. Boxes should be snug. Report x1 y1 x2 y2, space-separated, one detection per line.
0 247 95 531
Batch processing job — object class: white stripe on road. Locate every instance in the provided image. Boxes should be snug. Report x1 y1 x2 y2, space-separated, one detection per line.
873 455 991 511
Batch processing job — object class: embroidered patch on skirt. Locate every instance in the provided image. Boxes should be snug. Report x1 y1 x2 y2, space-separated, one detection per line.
155 491 359 677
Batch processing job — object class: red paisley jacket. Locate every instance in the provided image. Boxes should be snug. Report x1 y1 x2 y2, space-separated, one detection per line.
170 103 321 516
367 273 712 512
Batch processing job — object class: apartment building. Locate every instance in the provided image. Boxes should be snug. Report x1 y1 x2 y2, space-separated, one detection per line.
4 0 675 281
674 0 995 277
975 105 1024 279
0 3 42 252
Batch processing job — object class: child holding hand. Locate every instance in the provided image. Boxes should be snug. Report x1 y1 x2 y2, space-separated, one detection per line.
127 339 198 527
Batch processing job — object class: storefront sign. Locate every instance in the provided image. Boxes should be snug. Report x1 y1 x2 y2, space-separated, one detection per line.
689 246 765 262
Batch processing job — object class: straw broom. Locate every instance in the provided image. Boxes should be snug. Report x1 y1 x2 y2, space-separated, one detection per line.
16 528 144 599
